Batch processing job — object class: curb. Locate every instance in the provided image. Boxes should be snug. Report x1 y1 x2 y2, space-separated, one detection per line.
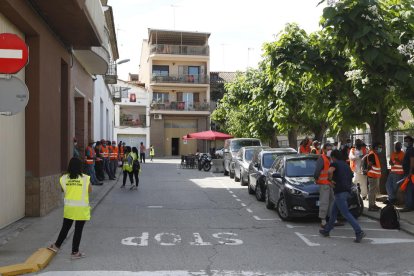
362 207 414 236
0 173 120 276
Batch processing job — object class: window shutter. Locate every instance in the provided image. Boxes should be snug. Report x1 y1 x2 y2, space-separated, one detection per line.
194 92 199 103
177 92 183 102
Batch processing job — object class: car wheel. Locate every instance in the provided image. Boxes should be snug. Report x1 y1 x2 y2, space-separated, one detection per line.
230 169 235 179
240 172 247 186
247 178 255 195
234 170 240 182
224 169 229 176
255 182 265 201
277 196 291 221
265 187 275 210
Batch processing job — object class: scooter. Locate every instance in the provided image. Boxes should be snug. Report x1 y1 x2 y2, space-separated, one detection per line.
197 153 212 172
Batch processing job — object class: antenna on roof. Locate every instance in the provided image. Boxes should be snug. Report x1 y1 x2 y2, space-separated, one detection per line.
171 4 180 30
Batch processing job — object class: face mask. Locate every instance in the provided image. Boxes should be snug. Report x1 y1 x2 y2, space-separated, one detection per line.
332 146 337 150
347 143 352 147
404 142 412 148
377 148 383 153
326 150 332 157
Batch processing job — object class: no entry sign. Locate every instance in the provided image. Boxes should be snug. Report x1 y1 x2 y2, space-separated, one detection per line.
0 33 29 74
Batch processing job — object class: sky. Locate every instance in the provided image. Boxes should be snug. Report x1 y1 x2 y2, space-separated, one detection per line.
109 0 327 80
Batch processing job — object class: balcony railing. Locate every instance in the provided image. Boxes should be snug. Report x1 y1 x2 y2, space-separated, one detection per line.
120 115 147 128
150 101 211 112
150 44 209 56
151 74 209 84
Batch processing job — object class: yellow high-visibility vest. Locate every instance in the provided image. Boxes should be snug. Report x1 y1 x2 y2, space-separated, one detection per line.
150 147 155 156
60 174 91 221
123 153 133 172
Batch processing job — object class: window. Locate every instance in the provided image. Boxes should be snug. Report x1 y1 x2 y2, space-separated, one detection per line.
245 149 255 162
152 65 169 76
176 92 199 110
153 92 169 103
120 107 146 127
285 159 317 177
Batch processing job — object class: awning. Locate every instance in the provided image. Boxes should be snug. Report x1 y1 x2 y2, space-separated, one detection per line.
182 130 233 141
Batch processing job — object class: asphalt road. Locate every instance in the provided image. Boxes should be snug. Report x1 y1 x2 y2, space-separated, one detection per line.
40 159 414 276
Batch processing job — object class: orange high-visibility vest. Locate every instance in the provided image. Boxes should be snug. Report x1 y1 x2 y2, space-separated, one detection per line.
300 144 311 154
85 146 95 165
120 146 125 159
316 154 331 185
367 151 381 179
110 146 119 160
350 147 367 172
390 151 404 175
101 146 109 158
400 175 414 192
311 147 320 155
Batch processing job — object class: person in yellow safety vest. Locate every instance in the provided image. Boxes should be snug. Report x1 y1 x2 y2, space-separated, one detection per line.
149 145 155 161
310 140 321 155
349 139 368 199
366 142 383 211
314 143 340 228
47 158 91 259
110 141 119 179
385 141 405 204
121 146 134 188
130 147 141 190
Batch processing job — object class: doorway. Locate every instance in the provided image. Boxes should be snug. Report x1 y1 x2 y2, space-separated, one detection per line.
172 138 179 156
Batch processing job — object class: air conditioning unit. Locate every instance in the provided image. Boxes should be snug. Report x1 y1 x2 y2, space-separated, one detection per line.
154 114 162 120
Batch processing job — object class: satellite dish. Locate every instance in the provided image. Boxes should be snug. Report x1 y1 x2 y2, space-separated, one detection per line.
0 76 29 116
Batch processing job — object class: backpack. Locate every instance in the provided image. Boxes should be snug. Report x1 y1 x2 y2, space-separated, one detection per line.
380 204 400 229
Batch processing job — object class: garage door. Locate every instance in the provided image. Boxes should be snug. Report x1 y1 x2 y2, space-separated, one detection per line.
117 134 147 148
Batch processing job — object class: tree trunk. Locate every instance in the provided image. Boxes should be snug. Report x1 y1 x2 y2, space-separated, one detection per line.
269 132 280 148
312 124 327 143
288 127 298 150
368 110 387 194
338 129 351 144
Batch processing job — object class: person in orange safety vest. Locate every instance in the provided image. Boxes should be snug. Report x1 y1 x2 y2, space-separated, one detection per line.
385 142 404 204
85 141 102 185
299 137 312 154
110 141 119 179
366 142 383 211
349 139 368 200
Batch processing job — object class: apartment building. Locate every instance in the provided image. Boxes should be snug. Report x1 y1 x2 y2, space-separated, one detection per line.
113 79 150 147
0 0 116 228
139 29 211 156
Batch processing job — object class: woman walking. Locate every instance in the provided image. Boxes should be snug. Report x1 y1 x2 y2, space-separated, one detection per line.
121 146 134 188
149 145 155 161
48 157 91 259
131 147 141 190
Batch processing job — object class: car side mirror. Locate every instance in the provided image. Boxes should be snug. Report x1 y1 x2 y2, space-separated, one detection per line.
254 163 259 168
272 172 282 178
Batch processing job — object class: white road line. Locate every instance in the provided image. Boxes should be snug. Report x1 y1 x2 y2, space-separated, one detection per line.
241 203 247 207
339 228 399 232
246 208 253 213
286 224 306 229
0 49 22 59
305 234 414 245
147 206 163 208
295 232 320 247
232 194 237 198
229 191 234 194
253 215 280 221
236 199 241 202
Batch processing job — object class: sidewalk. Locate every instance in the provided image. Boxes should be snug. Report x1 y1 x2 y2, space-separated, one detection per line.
0 172 120 268
362 197 414 235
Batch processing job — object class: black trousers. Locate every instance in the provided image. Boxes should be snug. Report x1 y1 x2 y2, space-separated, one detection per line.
123 170 133 185
140 153 145 163
95 161 104 180
55 218 86 254
133 169 139 187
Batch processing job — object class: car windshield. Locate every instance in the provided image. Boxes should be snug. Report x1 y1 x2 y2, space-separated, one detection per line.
244 149 255 161
231 140 261 152
285 159 316 177
263 153 280 168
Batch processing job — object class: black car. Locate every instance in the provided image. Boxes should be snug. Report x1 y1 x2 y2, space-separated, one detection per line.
265 155 363 221
247 148 297 201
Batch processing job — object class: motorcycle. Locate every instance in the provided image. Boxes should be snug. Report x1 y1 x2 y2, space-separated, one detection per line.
197 153 212 172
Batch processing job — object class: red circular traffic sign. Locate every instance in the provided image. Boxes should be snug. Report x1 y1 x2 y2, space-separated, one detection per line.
0 33 29 74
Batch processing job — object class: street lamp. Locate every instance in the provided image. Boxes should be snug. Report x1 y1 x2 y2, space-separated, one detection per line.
117 59 130 65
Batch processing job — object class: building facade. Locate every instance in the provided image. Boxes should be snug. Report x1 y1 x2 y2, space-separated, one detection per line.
0 0 115 228
139 29 211 156
113 79 150 148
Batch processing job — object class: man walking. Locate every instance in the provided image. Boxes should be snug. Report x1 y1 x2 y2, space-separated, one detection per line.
401 136 414 212
314 143 334 227
349 139 368 199
366 142 383 211
319 150 365 243
139 142 146 163
385 142 404 204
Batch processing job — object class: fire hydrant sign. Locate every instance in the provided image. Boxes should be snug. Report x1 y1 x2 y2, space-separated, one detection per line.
0 33 29 74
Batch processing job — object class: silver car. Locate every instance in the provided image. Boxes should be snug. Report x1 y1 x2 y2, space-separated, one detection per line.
223 138 262 178
234 146 270 185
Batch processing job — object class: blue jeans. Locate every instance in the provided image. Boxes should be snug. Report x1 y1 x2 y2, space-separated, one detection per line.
86 164 98 184
386 173 404 201
325 192 362 235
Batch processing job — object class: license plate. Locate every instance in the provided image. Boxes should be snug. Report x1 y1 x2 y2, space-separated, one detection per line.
316 201 320 206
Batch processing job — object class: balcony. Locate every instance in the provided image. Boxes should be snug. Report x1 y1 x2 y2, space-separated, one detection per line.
74 46 110 75
150 44 209 56
151 74 209 85
150 101 211 112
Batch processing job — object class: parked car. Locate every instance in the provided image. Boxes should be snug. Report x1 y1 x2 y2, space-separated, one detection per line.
247 148 297 201
265 155 363 221
214 147 224 158
223 138 262 178
234 146 270 184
